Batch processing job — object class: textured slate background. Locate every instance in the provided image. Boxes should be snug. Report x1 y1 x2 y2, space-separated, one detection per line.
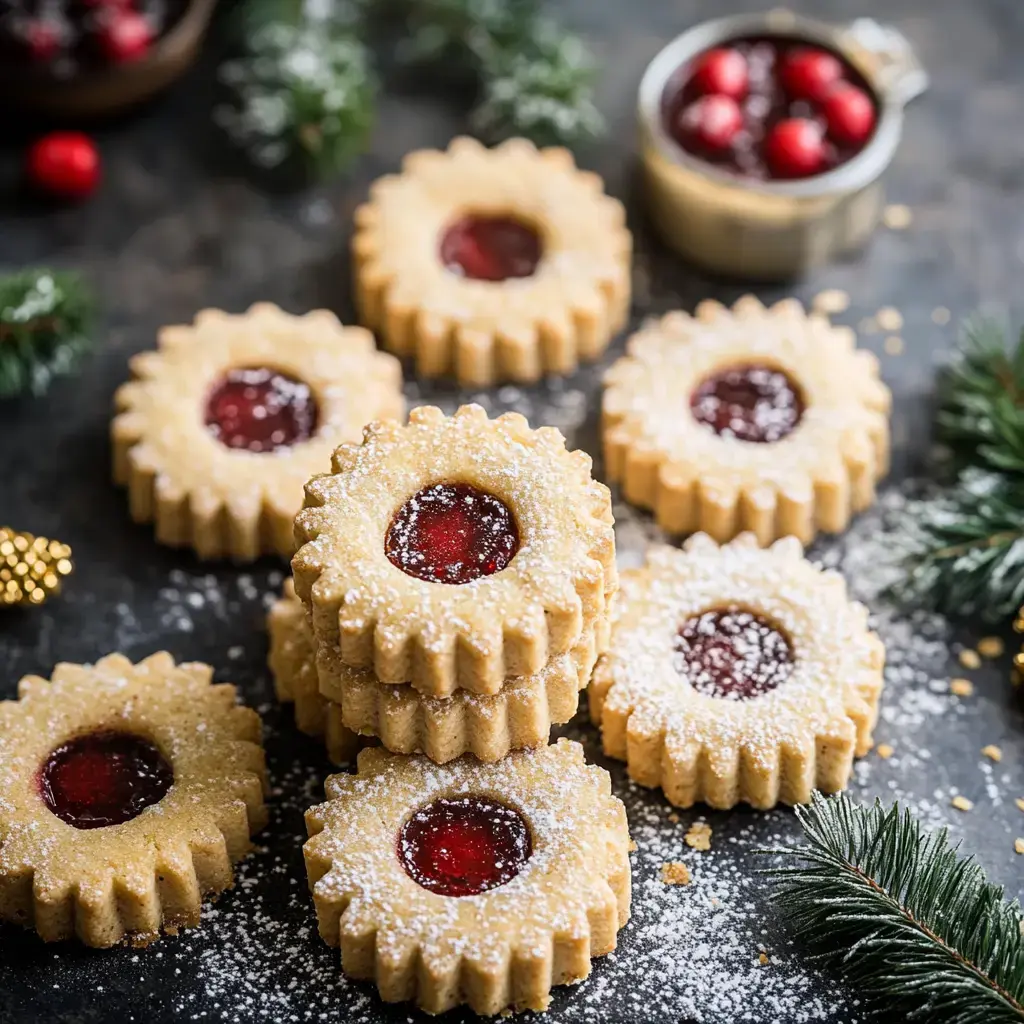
2 1 1024 1022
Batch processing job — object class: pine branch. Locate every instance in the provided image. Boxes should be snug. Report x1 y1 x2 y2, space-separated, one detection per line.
0 269 94 399
472 20 605 147
763 793 1024 1024
895 468 1024 622
217 1 376 177
937 315 1024 474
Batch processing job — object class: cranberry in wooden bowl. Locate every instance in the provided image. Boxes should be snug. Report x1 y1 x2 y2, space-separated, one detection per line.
638 12 927 280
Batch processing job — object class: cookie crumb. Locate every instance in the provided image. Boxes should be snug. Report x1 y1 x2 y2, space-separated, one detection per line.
876 307 903 332
950 678 974 697
982 744 1003 762
876 743 894 759
931 306 951 325
758 952 770 966
1016 839 1024 856
660 862 691 886
628 839 638 853
667 813 681 824
977 636 1005 659
952 795 973 812
812 288 850 315
882 204 912 229
883 336 904 355
959 649 982 670
684 821 713 851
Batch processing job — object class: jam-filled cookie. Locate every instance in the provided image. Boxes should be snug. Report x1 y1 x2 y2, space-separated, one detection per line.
590 533 885 809
293 404 616 697
353 136 631 387
603 296 890 545
304 739 631 1015
0 653 267 946
112 303 404 562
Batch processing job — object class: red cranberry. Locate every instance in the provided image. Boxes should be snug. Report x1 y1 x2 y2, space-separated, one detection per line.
691 47 749 100
823 83 876 147
676 94 744 152
96 8 152 62
398 796 532 897
26 132 101 201
39 730 174 830
440 216 542 282
690 363 804 443
22 16 67 61
385 482 519 585
675 608 794 701
764 118 827 179
205 366 319 453
779 47 844 102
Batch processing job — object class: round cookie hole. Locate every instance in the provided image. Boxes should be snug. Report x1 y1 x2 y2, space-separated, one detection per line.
674 606 795 701
439 214 543 282
385 482 520 585
690 362 804 443
397 795 533 897
205 366 319 453
39 729 174 830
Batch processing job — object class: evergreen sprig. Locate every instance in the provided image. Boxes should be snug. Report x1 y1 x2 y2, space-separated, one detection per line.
764 793 1024 1024
0 269 93 399
937 316 1024 474
217 1 376 177
220 0 603 176
897 316 1024 620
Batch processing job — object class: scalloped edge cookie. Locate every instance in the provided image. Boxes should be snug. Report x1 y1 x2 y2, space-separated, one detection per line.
589 534 885 809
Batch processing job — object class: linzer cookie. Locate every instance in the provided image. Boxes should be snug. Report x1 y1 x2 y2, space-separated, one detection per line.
0 653 267 947
590 534 885 809
353 136 632 387
292 404 616 697
267 579 362 765
112 302 404 562
603 295 890 545
303 739 631 1015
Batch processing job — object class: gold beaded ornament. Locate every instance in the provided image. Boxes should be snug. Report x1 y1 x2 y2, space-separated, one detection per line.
0 528 73 608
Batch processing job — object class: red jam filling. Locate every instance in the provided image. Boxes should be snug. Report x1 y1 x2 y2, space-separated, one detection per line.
440 215 543 281
398 796 532 897
662 36 878 180
385 482 519 585
675 608 794 701
39 730 174 830
205 366 318 453
690 363 804 443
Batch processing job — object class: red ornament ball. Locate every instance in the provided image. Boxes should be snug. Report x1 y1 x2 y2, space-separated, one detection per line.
677 94 744 152
96 9 152 63
764 118 827 179
691 47 749 100
26 132 101 201
779 47 844 102
823 84 876 147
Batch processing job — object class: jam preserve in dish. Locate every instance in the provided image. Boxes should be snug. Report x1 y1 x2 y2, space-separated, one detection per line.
662 35 879 180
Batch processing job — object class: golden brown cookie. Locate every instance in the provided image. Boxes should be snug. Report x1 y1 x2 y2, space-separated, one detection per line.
304 739 631 1015
0 653 268 947
293 404 616 697
316 622 602 763
353 136 632 387
267 579 362 765
590 534 885 809
603 296 891 545
112 302 404 562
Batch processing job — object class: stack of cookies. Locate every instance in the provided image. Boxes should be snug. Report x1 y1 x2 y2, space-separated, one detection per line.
268 402 618 767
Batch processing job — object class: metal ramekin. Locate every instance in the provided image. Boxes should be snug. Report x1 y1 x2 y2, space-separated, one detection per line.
638 11 928 280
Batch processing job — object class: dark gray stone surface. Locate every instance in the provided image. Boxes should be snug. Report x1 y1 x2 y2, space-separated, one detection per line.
2 2 1024 1022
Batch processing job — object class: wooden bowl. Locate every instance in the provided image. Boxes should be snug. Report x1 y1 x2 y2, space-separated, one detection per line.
0 0 216 119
